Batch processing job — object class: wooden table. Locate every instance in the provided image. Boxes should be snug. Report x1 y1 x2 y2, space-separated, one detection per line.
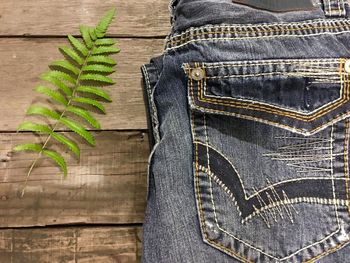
0 1 169 262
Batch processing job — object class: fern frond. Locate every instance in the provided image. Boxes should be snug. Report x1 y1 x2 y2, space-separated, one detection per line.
13 143 43 153
35 86 68 106
80 25 93 49
42 150 68 177
59 117 95 146
51 133 80 158
67 105 101 129
13 8 118 191
41 71 76 85
68 35 88 56
89 27 97 41
76 86 112 101
92 46 120 55
95 8 116 38
26 105 61 120
86 55 117 65
13 143 67 177
82 64 115 74
71 97 106 113
60 46 84 65
95 38 116 46
80 74 115 84
50 60 79 75
17 121 52 134
40 74 72 96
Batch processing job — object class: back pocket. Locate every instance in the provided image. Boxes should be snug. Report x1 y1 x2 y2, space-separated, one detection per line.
184 58 350 262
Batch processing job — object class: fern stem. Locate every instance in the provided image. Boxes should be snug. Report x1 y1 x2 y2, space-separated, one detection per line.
21 42 96 197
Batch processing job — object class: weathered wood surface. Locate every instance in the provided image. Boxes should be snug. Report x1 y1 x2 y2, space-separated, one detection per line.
0 38 164 132
0 0 168 260
0 0 170 37
0 131 149 227
0 226 142 263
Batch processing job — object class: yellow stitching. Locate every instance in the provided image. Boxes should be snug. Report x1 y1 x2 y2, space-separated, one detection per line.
345 107 350 216
188 69 350 134
170 24 350 45
205 71 339 79
303 241 349 263
197 59 340 69
195 65 348 121
190 73 348 262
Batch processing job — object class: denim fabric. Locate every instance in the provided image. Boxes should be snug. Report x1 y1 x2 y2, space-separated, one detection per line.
141 1 350 262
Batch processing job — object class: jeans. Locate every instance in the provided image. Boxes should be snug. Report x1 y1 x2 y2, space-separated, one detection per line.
141 1 350 262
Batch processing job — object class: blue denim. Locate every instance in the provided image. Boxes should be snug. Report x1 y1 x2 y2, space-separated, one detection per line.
141 1 350 262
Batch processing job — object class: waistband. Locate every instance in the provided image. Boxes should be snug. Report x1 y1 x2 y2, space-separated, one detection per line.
165 0 350 50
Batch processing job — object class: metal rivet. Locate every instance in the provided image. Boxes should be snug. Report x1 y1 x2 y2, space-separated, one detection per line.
345 60 350 73
190 68 205 81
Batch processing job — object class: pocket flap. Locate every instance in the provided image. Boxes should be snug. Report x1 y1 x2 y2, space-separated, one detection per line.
184 58 350 135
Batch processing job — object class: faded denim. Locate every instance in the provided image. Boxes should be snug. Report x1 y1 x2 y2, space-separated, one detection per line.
141 0 350 262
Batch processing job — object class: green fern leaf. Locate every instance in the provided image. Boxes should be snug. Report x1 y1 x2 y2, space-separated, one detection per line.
76 86 112 102
17 121 52 134
80 74 115 84
26 105 61 120
59 117 95 146
72 97 106 113
80 25 93 49
14 144 68 177
50 60 79 75
67 105 101 129
13 143 43 153
42 149 68 177
41 71 76 85
40 74 72 96
51 133 80 158
68 35 88 56
60 46 84 65
95 8 116 38
92 46 120 55
86 55 117 65
35 86 68 106
82 64 115 74
89 27 97 41
95 38 116 46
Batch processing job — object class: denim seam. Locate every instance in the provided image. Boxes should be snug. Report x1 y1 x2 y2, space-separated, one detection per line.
184 67 350 135
167 18 350 41
141 65 161 144
166 19 350 50
194 114 345 261
344 119 350 214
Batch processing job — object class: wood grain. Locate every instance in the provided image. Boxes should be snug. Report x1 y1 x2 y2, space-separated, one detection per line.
0 38 164 131
0 0 170 37
0 131 149 227
0 226 142 263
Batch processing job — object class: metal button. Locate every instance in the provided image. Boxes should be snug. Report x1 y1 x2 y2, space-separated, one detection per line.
345 60 350 73
190 68 205 81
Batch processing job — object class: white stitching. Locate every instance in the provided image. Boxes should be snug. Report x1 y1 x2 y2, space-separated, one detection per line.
166 30 350 52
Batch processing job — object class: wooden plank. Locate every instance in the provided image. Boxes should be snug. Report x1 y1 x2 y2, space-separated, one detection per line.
0 38 164 131
0 0 170 37
0 226 142 263
0 131 149 227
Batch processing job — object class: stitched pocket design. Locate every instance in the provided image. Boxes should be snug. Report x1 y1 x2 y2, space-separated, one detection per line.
184 58 350 262
185 58 350 136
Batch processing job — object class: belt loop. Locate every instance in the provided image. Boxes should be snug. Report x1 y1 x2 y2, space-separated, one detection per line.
322 0 347 17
